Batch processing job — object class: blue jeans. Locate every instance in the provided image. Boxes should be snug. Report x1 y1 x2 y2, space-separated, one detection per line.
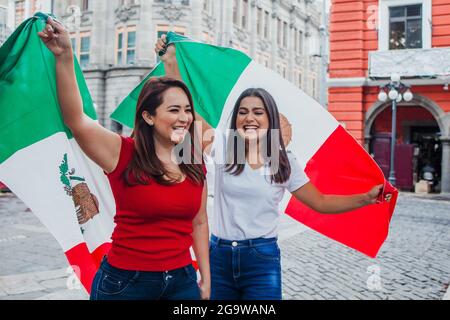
210 234 282 300
90 257 200 300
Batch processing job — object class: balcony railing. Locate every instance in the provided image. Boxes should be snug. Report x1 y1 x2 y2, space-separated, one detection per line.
369 48 450 79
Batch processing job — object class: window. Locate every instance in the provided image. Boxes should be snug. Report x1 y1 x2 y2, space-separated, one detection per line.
0 6 7 44
379 0 431 50
257 8 262 36
297 30 303 54
232 0 249 29
126 31 136 64
283 21 288 48
264 11 269 39
15 0 25 27
119 0 137 6
117 33 123 63
80 36 90 67
116 26 136 65
242 0 248 29
70 32 91 68
0 6 7 28
389 5 422 49
276 19 288 48
277 18 282 46
233 0 239 26
203 0 213 15
81 0 90 11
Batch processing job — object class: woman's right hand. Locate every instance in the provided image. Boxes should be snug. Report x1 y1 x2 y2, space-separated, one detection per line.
154 33 176 63
38 17 72 59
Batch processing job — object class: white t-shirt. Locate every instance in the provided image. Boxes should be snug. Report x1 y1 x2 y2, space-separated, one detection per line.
211 130 309 240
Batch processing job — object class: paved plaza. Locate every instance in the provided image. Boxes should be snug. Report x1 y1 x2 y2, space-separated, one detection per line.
0 192 449 300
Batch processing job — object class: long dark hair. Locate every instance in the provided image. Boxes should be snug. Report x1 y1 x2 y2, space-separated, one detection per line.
225 88 291 184
123 77 204 186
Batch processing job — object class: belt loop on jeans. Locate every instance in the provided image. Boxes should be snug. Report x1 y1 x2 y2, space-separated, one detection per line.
211 234 219 246
130 271 140 283
100 255 108 268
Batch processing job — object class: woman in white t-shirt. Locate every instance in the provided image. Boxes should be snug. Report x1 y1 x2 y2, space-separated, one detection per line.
155 36 382 300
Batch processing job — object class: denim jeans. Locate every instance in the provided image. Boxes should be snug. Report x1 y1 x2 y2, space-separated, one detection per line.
210 234 282 300
90 257 200 300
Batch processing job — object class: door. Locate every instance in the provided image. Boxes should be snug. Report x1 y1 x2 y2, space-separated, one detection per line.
394 144 414 190
371 134 414 190
371 133 391 178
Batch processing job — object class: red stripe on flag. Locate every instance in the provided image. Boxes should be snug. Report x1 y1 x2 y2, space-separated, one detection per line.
286 125 398 258
65 242 111 294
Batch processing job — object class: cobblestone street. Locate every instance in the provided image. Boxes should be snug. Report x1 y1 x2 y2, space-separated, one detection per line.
0 192 449 300
280 193 450 300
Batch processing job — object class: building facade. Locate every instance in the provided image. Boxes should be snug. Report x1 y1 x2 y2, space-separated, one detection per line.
0 0 12 45
328 0 450 193
2 0 324 132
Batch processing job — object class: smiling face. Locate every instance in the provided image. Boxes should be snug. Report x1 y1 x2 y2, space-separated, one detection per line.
142 87 193 145
236 96 270 142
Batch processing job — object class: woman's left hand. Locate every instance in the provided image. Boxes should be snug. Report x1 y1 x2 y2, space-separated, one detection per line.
365 184 384 205
198 278 211 300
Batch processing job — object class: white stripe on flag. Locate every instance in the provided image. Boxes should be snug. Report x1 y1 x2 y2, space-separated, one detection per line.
217 61 339 167
0 132 115 252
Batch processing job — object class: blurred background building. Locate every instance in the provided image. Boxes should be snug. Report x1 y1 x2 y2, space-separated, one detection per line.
328 0 450 193
2 0 326 133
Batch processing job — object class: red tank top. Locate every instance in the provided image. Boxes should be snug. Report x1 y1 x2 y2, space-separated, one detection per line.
106 136 205 271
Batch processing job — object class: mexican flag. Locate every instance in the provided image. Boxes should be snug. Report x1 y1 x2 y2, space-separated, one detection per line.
112 32 398 259
0 13 114 293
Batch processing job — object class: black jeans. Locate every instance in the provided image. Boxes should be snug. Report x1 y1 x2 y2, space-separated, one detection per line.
90 257 200 300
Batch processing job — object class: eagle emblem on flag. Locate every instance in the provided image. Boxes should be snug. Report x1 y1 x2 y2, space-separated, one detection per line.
59 153 99 225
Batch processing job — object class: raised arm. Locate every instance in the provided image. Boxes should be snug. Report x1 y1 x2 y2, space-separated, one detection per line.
291 182 383 214
38 17 121 173
155 34 215 154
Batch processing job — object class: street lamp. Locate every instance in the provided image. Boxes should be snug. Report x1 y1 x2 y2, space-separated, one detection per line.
378 74 413 186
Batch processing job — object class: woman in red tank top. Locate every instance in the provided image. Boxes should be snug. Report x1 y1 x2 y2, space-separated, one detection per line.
38 18 210 300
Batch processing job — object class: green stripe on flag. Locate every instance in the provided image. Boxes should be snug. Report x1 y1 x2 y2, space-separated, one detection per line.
0 13 96 164
111 32 251 128
110 63 166 128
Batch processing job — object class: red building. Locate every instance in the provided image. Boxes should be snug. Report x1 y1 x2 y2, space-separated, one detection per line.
328 0 450 193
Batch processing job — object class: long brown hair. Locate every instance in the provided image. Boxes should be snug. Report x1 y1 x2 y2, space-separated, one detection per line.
225 88 291 184
123 77 204 186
